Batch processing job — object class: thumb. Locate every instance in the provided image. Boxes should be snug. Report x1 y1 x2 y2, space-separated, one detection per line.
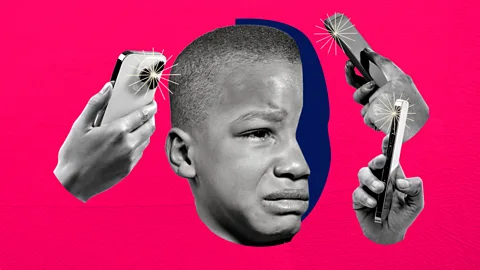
73 82 113 130
395 176 424 214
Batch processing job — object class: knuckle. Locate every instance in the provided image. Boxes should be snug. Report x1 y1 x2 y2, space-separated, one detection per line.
125 140 137 153
137 110 144 119
352 90 359 98
413 177 423 193
417 178 424 189
352 189 359 201
119 122 130 135
361 105 369 117
137 110 146 122
402 74 413 84
108 127 124 141
353 91 360 102
114 125 129 139
379 56 392 66
357 191 366 203
363 114 370 125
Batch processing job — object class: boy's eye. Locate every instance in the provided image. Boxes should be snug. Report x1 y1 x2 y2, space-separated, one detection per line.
242 129 274 140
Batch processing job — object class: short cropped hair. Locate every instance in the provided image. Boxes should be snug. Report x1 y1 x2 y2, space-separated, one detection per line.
168 25 301 133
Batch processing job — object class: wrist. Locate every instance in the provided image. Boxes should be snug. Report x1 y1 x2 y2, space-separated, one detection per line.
382 231 406 245
54 164 89 202
365 230 406 245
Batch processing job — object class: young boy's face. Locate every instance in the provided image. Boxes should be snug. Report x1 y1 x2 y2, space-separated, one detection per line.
192 59 310 244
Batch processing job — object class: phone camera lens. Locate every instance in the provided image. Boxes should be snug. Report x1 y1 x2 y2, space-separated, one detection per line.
139 61 165 90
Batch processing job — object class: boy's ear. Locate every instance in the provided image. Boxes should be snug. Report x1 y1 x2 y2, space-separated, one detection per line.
165 127 197 179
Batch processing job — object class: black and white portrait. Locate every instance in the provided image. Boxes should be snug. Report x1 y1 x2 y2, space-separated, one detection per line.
165 25 310 246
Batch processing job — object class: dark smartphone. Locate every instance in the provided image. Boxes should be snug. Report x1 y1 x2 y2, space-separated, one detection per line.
374 99 409 223
324 13 388 87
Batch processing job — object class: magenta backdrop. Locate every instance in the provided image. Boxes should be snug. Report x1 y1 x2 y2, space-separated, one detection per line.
1 0 478 269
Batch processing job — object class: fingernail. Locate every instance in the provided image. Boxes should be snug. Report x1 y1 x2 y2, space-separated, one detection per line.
100 83 112 94
368 81 376 89
397 179 410 189
367 198 376 206
362 83 374 93
372 181 382 190
364 47 373 52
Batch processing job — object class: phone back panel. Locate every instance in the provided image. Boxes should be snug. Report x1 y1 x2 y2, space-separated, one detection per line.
101 51 166 125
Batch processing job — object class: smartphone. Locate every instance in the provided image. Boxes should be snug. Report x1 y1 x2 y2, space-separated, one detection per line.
94 50 166 126
324 13 388 87
374 99 409 224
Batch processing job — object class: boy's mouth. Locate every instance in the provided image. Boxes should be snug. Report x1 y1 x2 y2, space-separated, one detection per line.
262 189 309 215
263 189 309 201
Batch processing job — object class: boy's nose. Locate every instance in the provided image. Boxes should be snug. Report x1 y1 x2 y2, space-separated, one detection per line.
273 142 310 181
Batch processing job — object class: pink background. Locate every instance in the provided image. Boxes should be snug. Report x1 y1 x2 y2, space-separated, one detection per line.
1 0 478 269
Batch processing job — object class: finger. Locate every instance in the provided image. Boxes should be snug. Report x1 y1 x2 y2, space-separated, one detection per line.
396 177 422 197
92 108 106 128
360 103 370 118
353 187 377 209
113 100 157 133
128 116 156 148
358 166 385 194
363 48 404 81
382 135 389 155
395 177 424 211
74 82 113 129
368 154 387 171
345 60 367 88
130 139 150 170
353 81 377 105
395 164 406 179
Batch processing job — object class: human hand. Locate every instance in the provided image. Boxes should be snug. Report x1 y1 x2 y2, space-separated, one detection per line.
352 135 424 244
54 82 157 202
345 48 429 142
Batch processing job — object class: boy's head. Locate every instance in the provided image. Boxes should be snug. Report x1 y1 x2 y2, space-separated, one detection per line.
166 25 310 246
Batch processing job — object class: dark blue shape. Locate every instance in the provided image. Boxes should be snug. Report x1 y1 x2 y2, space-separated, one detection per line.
235 19 331 220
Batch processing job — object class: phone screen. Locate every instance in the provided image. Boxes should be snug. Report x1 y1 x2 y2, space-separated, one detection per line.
324 14 388 87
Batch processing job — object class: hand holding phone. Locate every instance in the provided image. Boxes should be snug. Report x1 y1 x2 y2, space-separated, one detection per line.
374 99 409 223
352 102 425 244
324 13 387 88
55 82 158 202
326 13 430 142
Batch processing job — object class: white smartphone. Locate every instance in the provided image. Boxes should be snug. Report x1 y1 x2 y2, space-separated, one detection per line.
374 99 409 223
94 50 166 126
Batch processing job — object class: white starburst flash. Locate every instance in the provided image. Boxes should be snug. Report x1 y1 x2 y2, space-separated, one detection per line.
126 48 181 100
373 92 417 131
314 13 357 56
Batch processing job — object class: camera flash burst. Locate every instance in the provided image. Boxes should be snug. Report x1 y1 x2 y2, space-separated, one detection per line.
314 13 357 56
127 48 180 101
374 92 416 132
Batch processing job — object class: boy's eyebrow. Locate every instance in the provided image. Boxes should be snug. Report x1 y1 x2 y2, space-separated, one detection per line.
233 109 288 124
